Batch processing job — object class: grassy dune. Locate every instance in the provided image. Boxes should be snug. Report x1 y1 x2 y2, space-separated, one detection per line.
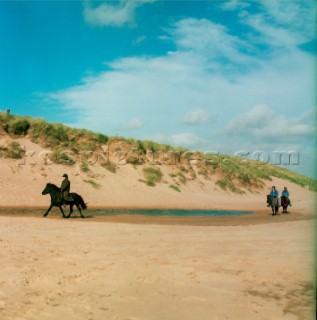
1 112 316 193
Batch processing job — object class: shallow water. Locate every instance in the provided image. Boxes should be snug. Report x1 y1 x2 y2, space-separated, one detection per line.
0 207 255 217
90 209 255 217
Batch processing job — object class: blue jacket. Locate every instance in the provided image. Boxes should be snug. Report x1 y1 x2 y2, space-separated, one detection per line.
282 190 289 197
270 189 278 198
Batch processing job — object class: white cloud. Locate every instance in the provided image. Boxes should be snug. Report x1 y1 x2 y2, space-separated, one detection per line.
240 0 315 48
133 35 147 45
221 0 249 11
49 17 315 135
83 0 155 27
171 18 256 67
182 108 211 125
261 0 315 37
225 105 316 143
151 132 207 149
118 118 144 130
169 133 205 148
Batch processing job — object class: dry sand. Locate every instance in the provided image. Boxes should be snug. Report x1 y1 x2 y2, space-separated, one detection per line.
0 216 315 320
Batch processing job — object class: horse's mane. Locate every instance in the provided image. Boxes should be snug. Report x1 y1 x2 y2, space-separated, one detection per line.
48 183 61 192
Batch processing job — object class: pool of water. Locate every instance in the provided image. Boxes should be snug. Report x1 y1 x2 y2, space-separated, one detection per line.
88 209 255 217
0 208 255 218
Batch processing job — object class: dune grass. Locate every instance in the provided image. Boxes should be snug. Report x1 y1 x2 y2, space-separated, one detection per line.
0 141 25 159
80 161 89 173
142 166 163 186
83 179 101 189
0 112 316 192
169 184 181 192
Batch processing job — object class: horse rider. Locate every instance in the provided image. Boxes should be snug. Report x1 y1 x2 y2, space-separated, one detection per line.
270 186 278 198
61 173 73 204
281 186 292 206
267 186 279 207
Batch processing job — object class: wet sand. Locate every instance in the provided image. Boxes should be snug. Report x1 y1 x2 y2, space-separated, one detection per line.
0 206 315 226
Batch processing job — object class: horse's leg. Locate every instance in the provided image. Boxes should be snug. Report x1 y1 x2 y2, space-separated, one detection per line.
66 204 74 218
76 203 85 218
270 203 275 215
43 204 53 217
58 205 66 218
284 204 288 213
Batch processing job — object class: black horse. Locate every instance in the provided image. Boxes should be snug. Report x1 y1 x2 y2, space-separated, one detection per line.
281 196 290 213
267 194 279 215
42 183 87 218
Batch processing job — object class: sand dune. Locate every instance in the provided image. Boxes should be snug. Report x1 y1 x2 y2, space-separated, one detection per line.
0 137 315 213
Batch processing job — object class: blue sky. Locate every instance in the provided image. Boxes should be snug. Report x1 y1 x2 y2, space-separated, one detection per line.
0 0 316 178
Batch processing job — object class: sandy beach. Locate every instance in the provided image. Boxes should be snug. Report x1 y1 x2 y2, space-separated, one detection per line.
0 213 316 320
0 137 316 319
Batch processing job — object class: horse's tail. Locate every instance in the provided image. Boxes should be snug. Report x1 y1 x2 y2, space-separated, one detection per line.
77 194 87 210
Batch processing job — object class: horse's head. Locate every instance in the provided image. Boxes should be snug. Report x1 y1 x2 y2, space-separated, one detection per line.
42 183 52 195
42 183 60 194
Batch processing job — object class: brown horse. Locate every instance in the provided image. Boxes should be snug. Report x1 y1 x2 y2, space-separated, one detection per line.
281 196 290 213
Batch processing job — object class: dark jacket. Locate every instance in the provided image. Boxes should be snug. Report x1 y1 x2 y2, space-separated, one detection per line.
61 178 72 201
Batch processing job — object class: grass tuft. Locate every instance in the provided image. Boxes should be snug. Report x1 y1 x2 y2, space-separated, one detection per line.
142 166 163 186
83 179 101 189
80 161 89 172
169 184 181 192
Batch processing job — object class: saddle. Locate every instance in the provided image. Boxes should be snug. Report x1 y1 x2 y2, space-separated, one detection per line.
61 192 74 203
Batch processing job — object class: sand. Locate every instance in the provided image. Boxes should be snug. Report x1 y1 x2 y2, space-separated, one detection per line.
0 136 316 319
0 211 316 320
0 215 316 320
